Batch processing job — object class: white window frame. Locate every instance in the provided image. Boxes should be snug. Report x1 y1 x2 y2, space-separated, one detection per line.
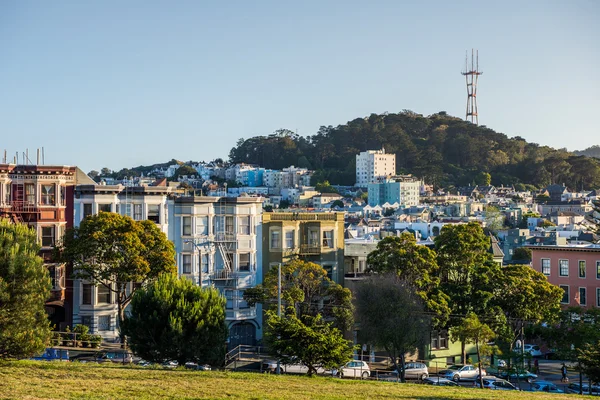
559 259 569 277
196 216 208 236
541 258 550 276
182 254 192 274
284 230 295 249
270 228 281 250
182 216 192 236
559 285 569 305
578 260 586 279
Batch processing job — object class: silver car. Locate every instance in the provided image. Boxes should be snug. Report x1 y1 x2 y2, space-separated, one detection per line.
477 377 519 391
404 362 429 380
439 364 485 382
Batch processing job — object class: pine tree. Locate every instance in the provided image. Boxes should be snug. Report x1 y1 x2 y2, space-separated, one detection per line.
121 273 228 367
0 219 51 359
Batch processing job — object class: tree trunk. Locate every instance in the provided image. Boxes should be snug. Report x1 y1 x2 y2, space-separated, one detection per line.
476 339 484 389
400 353 406 383
461 340 466 364
117 286 127 347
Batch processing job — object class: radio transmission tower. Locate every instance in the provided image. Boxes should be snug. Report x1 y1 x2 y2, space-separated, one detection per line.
461 49 482 124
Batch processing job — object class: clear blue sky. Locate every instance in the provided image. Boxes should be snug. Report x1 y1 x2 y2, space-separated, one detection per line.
1 0 598 173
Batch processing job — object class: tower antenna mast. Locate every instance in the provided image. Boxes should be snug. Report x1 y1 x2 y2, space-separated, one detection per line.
461 49 483 124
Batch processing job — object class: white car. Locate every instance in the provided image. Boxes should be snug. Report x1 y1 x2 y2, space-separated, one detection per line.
523 344 543 357
339 360 370 379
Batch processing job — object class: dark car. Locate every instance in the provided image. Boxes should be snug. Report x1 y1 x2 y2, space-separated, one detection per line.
566 383 600 396
422 377 459 386
31 348 70 361
71 350 133 363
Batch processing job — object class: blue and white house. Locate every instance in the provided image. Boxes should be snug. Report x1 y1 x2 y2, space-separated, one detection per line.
168 195 264 348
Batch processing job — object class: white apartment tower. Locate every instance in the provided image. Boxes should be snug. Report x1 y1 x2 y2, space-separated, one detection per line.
355 148 396 187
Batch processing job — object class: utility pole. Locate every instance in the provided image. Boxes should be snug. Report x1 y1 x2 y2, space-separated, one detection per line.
276 263 282 375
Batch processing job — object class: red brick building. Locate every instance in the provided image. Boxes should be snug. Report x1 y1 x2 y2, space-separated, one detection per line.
0 163 94 329
529 244 600 308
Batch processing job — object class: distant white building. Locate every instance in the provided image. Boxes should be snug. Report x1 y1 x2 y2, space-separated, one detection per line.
355 148 396 187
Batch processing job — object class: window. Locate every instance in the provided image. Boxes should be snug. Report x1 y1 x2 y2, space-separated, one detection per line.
579 261 586 278
25 183 35 204
322 230 334 248
98 315 111 331
182 217 192 235
41 184 55 205
559 285 569 304
559 259 569 276
597 288 600 307
579 287 587 306
82 284 92 305
239 216 250 235
597 261 600 279
41 226 55 247
147 204 160 223
270 230 281 249
182 254 192 274
196 216 208 235
239 253 250 271
308 229 319 246
541 259 551 275
98 203 111 213
133 204 142 221
49 265 64 290
97 285 111 304
201 254 209 273
83 203 92 219
285 230 295 249
225 216 234 234
80 316 92 328
430 330 448 349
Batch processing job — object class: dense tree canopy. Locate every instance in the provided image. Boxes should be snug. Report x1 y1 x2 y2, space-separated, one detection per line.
355 276 430 382
228 111 600 189
245 260 354 376
58 212 177 341
122 273 227 366
0 220 51 359
244 260 353 331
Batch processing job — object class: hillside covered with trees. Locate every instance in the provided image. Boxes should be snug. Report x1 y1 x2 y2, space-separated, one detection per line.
575 145 600 159
229 111 600 190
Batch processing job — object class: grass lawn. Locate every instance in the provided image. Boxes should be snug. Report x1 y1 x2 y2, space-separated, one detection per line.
0 361 588 400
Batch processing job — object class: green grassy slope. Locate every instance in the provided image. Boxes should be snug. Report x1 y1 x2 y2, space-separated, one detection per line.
0 361 588 400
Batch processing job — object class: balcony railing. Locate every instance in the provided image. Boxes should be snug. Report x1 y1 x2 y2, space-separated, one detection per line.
214 232 237 242
269 213 337 221
299 244 321 255
210 270 255 288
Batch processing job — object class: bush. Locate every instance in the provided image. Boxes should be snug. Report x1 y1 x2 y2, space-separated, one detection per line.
90 335 102 348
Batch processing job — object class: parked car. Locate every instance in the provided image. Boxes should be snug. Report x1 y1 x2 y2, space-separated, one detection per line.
339 360 370 379
71 350 133 363
500 369 538 383
566 383 600 395
382 362 430 381
31 348 69 362
438 364 485 382
477 376 519 391
422 377 459 386
184 362 211 371
261 359 314 374
522 344 543 357
529 381 564 394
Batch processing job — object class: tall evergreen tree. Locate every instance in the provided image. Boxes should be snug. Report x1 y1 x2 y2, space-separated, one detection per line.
122 273 228 366
0 219 51 359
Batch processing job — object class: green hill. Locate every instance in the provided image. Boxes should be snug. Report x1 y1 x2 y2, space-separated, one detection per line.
1 362 582 400
229 111 600 190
